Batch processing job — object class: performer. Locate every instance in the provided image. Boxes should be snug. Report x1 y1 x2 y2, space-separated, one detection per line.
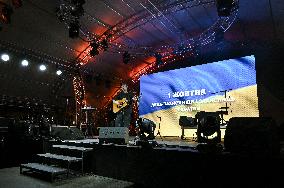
113 83 134 127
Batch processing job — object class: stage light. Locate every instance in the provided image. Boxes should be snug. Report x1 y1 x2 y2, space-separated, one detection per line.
216 0 234 17
1 53 9 61
39 64 46 71
136 118 156 141
155 53 163 66
90 41 99 56
100 39 108 51
68 22 79 38
21 59 29 66
56 70 62 75
123 51 130 64
70 4 84 17
195 111 221 144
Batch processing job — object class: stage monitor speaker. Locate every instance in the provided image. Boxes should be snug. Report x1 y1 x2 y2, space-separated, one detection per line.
51 126 85 140
224 117 280 155
99 127 129 144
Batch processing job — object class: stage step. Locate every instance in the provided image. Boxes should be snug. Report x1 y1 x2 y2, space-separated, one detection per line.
20 163 68 182
52 145 93 152
37 153 82 162
51 145 93 173
37 153 83 175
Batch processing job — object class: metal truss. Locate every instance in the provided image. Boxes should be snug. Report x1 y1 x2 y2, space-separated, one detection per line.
72 74 85 125
78 0 239 63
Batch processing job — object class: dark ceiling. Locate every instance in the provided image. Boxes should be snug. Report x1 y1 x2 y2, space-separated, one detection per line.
0 0 283 109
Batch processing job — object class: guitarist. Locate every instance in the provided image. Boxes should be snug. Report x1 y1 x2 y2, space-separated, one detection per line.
113 83 134 127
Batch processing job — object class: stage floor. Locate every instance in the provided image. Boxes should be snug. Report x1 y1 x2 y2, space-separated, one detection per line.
0 167 134 188
62 136 205 148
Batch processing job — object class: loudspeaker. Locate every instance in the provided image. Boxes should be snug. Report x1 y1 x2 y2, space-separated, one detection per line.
99 127 129 144
50 126 85 140
224 117 280 155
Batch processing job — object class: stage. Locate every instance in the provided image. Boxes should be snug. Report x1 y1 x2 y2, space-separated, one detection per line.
42 136 284 187
61 136 200 148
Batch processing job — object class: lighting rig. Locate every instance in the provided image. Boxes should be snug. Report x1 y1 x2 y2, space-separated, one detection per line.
67 0 239 116
88 38 110 57
76 0 239 84
56 0 86 38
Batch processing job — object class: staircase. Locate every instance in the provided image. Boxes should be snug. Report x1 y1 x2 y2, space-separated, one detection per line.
20 141 93 182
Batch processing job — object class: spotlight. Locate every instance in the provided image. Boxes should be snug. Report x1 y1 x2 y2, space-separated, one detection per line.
90 41 99 56
216 0 234 17
100 39 108 51
155 53 163 66
70 4 84 17
195 111 221 144
123 51 130 64
39 65 47 71
1 53 9 61
136 118 156 141
21 59 29 66
56 70 62 75
68 22 79 38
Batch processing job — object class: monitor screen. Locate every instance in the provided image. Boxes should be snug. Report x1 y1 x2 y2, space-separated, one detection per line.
139 55 259 136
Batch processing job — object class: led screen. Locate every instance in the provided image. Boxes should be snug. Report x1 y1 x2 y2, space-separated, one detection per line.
139 55 259 137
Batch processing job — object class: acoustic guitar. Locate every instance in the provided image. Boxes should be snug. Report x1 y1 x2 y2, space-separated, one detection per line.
113 98 128 113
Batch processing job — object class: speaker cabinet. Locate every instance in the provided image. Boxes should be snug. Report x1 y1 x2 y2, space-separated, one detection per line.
50 126 85 140
179 116 195 127
224 117 280 155
99 127 129 144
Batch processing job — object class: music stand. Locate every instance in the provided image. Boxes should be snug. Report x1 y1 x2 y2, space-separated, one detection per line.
218 89 231 126
81 106 96 137
218 107 229 126
61 95 73 126
155 116 163 141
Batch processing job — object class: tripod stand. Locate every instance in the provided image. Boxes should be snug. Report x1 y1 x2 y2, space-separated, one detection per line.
155 116 163 141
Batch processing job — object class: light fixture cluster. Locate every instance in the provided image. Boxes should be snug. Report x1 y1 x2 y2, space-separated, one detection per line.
88 37 110 57
0 52 63 75
56 0 86 38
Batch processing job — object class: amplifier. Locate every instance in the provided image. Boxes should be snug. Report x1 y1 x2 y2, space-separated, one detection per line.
99 127 129 144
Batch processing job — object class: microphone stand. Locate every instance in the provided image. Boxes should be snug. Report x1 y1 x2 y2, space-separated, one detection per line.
155 116 163 141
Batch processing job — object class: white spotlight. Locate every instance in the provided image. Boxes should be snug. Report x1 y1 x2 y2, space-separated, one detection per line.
1 54 10 62
39 64 46 71
56 70 62 75
21 59 29 66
